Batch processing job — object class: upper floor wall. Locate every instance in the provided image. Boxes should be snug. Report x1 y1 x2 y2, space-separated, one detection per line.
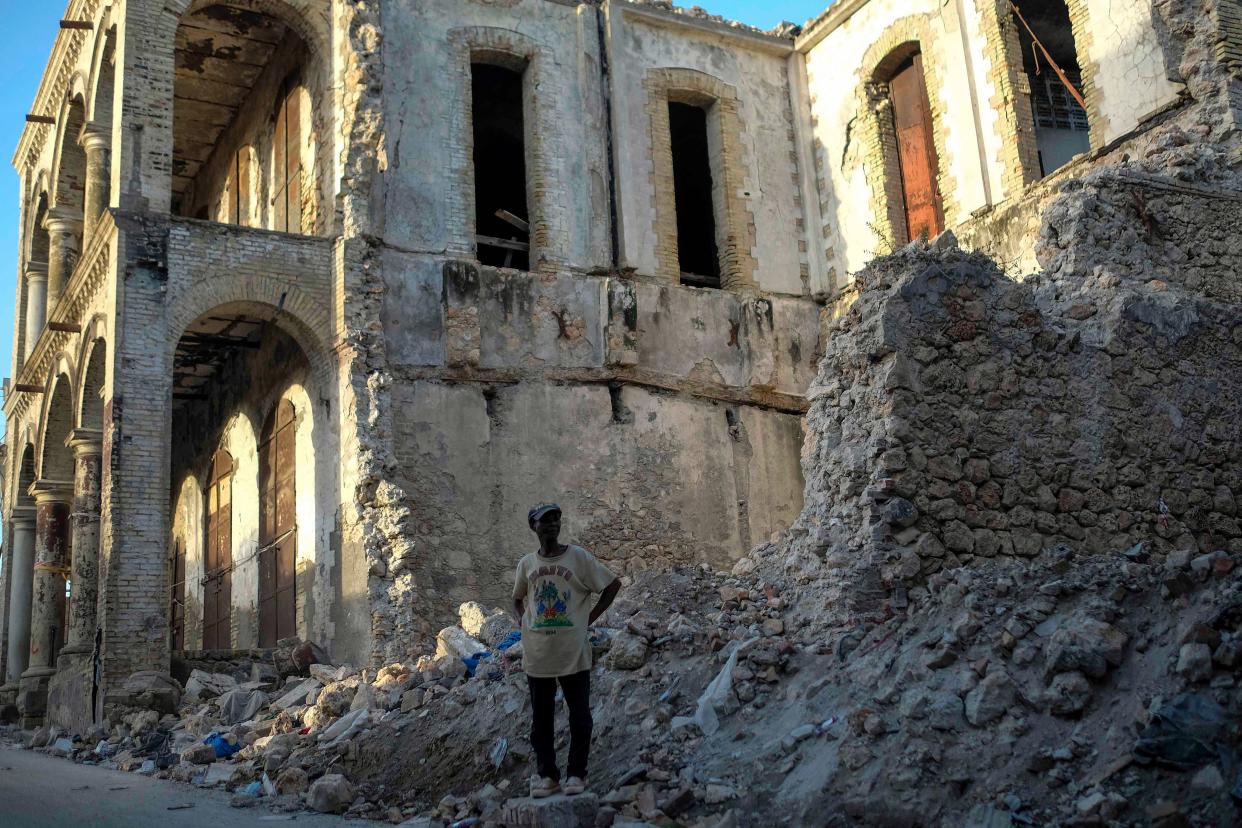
8 0 1201 363
800 0 1185 277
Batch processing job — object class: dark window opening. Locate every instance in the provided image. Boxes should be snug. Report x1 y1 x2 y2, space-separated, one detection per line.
472 63 529 270
1011 0 1089 176
668 102 719 288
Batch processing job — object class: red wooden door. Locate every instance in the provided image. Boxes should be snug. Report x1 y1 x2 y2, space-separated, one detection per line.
203 450 233 650
259 400 297 647
890 54 944 242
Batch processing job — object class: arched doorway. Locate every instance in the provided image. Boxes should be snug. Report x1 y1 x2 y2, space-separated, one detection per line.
258 399 296 647
168 300 329 652
878 47 943 243
202 448 234 650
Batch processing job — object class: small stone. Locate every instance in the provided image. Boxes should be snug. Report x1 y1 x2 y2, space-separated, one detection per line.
704 784 736 804
965 671 1014 726
1176 643 1213 682
181 743 218 765
608 632 649 670
760 618 784 636
1191 764 1224 791
789 724 815 741
308 773 355 814
1046 671 1092 717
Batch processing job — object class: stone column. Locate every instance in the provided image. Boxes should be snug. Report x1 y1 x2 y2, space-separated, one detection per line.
1 509 36 690
47 432 104 732
61 431 104 655
22 262 48 360
17 481 72 727
44 208 83 315
80 126 111 242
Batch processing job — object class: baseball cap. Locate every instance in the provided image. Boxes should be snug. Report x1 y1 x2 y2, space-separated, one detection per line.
528 503 562 528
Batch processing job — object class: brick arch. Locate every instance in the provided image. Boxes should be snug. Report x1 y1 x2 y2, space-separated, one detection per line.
75 315 108 429
37 359 77 483
166 278 333 391
85 11 118 129
50 92 88 213
446 26 565 271
855 16 958 250
644 67 757 290
150 0 333 218
163 0 331 64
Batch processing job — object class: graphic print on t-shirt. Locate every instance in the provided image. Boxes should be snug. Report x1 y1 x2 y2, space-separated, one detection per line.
532 578 573 628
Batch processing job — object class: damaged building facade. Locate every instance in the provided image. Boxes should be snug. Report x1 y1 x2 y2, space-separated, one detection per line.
0 0 1215 730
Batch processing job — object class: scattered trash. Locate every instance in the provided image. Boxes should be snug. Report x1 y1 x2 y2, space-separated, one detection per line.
203 732 241 760
489 737 508 768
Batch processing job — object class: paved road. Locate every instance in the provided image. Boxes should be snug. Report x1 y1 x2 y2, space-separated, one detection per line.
0 744 384 827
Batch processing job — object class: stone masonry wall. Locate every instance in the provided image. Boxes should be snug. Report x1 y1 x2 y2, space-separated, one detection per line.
783 110 1242 619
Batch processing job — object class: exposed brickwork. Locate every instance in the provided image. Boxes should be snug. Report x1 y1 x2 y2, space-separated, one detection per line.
855 15 960 249
644 68 758 290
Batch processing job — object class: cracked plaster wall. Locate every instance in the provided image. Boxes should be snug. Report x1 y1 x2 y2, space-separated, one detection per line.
1085 0 1184 144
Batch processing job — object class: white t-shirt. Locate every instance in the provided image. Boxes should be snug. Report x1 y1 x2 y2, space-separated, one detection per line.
512 545 617 678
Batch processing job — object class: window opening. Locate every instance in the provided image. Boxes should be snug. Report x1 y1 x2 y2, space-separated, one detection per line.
203 449 233 650
259 399 297 648
272 78 303 234
223 146 254 227
886 53 945 243
1010 0 1089 176
471 63 530 270
668 102 720 288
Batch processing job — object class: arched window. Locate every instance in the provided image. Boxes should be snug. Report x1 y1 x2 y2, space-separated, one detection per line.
880 49 943 243
259 399 297 647
203 448 233 650
272 79 305 234
221 145 256 227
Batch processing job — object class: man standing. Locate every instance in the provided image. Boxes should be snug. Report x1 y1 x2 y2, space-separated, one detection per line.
513 503 622 798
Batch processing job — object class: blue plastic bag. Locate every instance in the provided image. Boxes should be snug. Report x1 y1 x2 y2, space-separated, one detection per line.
204 732 241 759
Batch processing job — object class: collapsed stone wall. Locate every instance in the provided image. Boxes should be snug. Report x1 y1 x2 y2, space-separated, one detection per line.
784 191 1242 619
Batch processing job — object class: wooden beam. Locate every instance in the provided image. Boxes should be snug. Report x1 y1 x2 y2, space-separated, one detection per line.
476 234 530 253
46 321 81 333
25 115 55 125
12 384 45 394
495 210 530 233
60 20 94 31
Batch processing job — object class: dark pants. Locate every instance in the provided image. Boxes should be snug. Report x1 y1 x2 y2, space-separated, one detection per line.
527 670 592 781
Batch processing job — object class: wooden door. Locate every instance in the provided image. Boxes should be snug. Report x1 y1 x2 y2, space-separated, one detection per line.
889 54 944 242
170 537 186 651
203 450 233 650
259 400 297 647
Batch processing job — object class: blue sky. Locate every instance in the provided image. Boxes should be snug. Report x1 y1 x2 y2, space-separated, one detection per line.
0 1 833 437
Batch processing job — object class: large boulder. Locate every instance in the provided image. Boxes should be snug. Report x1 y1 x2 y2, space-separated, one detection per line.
607 632 649 670
459 602 516 647
184 669 236 702
1043 619 1128 680
113 671 182 714
498 793 600 828
965 671 1015 726
308 773 356 813
436 626 487 660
